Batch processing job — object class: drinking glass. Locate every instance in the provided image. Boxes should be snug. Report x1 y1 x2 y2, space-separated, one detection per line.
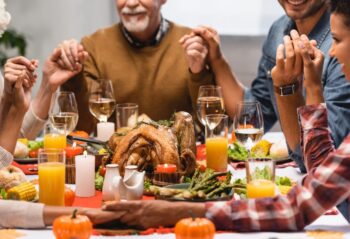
43 123 66 149
88 80 116 123
246 158 275 198
38 148 66 206
49 91 79 135
234 101 264 153
116 103 138 129
205 114 228 172
196 85 225 126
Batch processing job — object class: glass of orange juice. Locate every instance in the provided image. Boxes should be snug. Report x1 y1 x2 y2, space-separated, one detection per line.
38 149 66 206
246 158 275 199
44 123 67 149
205 114 228 172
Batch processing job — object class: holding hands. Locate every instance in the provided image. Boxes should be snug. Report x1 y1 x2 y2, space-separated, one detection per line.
3 57 39 112
42 39 89 93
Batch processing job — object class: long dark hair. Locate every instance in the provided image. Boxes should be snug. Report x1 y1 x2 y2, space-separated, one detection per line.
329 0 350 27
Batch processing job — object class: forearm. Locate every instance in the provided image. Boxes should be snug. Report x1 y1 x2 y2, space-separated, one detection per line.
275 91 304 151
43 206 78 226
0 106 26 153
210 57 244 119
0 93 12 127
31 75 54 121
305 85 324 105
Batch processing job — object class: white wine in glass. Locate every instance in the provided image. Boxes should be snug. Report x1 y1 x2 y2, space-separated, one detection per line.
49 91 79 135
234 101 264 152
196 85 224 126
88 80 116 122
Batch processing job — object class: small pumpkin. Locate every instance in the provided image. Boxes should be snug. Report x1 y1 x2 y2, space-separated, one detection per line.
68 131 89 145
64 187 75 206
53 209 92 239
175 217 215 239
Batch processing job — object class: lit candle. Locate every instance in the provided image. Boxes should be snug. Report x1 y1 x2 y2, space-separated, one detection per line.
75 151 95 197
97 122 115 141
65 142 83 158
156 164 177 173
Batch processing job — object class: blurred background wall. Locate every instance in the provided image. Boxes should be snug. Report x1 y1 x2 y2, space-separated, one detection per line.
6 0 284 130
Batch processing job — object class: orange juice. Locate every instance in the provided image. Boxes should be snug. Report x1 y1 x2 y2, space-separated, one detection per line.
247 179 275 198
44 133 66 149
39 162 65 206
206 137 228 172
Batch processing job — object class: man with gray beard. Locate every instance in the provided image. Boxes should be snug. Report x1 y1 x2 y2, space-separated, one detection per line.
61 0 214 133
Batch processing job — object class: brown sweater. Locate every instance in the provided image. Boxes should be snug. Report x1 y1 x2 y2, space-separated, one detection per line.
62 22 214 133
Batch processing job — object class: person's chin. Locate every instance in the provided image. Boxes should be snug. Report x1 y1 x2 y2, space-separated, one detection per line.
122 18 149 33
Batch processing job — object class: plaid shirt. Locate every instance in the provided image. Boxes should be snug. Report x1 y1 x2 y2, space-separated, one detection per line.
0 146 13 169
205 104 350 231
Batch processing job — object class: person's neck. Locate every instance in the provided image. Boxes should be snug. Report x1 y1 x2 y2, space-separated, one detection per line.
294 5 328 35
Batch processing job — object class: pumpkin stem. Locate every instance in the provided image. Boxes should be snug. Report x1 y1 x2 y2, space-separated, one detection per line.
189 210 196 221
72 209 78 219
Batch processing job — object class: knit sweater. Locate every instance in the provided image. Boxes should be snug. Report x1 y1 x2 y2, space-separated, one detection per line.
62 21 214 133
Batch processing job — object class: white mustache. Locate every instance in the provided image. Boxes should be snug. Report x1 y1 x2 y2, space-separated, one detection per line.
121 7 147 15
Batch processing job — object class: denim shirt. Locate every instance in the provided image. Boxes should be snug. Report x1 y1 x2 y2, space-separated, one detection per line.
245 10 350 220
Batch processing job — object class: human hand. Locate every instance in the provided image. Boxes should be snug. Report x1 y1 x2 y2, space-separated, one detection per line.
12 70 33 113
299 34 324 90
42 39 88 93
271 30 303 87
190 26 223 65
103 200 181 229
3 56 38 96
179 32 208 73
81 207 127 225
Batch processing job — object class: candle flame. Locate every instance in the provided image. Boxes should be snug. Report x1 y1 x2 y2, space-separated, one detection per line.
164 163 168 167
83 150 87 156
72 142 77 148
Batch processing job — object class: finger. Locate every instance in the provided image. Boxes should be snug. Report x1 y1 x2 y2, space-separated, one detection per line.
283 35 295 73
31 59 39 68
7 56 36 71
179 34 191 44
300 34 314 59
299 41 313 67
310 39 317 47
69 40 79 61
62 40 76 67
102 201 138 211
14 71 25 89
276 44 285 70
182 36 205 50
198 25 217 35
290 30 302 73
60 46 75 71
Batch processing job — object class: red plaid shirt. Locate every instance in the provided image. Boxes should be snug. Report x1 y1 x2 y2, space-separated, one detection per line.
205 104 350 231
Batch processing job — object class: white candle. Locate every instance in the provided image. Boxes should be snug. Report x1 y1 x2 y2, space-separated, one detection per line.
75 151 95 197
97 122 115 141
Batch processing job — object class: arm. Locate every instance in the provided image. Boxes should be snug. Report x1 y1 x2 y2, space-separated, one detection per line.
189 26 245 119
206 132 350 231
271 31 305 152
25 40 88 138
61 38 98 133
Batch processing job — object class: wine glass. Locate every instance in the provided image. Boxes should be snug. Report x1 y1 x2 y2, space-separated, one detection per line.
234 101 264 154
49 91 79 135
196 85 225 127
88 80 116 123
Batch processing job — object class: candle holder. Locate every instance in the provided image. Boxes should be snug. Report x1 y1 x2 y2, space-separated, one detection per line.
152 172 181 187
65 156 75 184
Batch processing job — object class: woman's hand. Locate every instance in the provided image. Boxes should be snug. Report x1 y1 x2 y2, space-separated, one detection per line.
42 39 88 93
3 56 38 97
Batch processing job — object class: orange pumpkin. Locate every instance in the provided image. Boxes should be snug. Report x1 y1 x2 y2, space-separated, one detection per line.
64 187 75 206
175 217 215 239
53 209 92 239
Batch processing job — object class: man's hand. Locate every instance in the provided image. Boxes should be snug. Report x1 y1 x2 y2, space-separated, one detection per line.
271 30 304 87
3 56 38 96
81 208 127 225
179 33 208 74
42 39 88 93
191 26 223 65
103 200 205 229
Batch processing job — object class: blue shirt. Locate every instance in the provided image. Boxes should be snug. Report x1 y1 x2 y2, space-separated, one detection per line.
244 10 350 220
